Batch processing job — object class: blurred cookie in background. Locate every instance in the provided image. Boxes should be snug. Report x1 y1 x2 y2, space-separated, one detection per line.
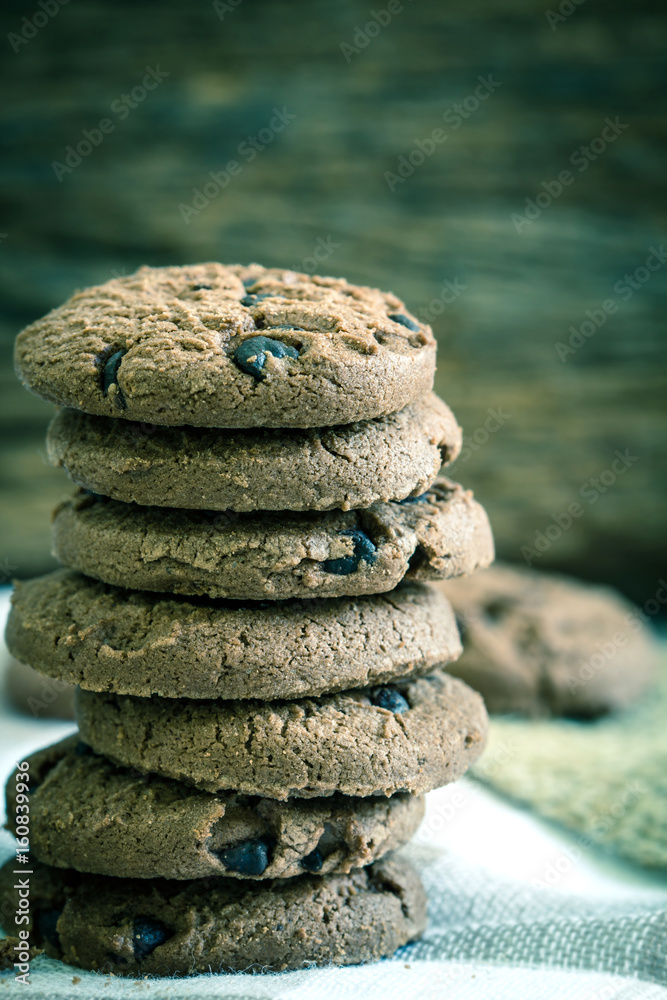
3 652 75 720
438 563 659 717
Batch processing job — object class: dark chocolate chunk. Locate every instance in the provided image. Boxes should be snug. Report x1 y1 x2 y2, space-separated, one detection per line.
398 492 429 505
240 292 273 306
101 349 125 396
132 916 170 961
216 837 272 876
322 529 378 575
300 824 341 871
370 686 410 714
300 848 323 873
388 313 420 332
35 909 61 951
233 336 299 379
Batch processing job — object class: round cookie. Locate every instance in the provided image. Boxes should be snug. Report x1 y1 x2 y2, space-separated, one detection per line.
75 669 488 800
15 262 437 429
46 393 460 512
6 571 461 700
0 855 426 975
52 477 494 600
7 736 424 881
439 563 658 717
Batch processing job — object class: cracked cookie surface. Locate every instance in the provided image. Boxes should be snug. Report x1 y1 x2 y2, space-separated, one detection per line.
74 669 488 799
15 262 437 429
6 570 461 700
46 393 461 512
51 477 493 600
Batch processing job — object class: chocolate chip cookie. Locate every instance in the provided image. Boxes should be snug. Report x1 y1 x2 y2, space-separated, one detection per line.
0 855 426 974
46 393 460 512
15 263 436 429
51 477 493 600
75 669 487 800
439 563 658 716
6 571 461 700
6 736 424 881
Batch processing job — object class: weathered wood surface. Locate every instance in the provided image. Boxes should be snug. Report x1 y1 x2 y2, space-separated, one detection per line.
0 0 665 603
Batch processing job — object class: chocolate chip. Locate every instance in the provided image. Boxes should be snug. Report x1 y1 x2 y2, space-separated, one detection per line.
217 837 272 875
101 349 125 397
35 909 61 950
370 686 410 714
300 848 323 873
233 336 299 379
300 822 340 872
190 283 212 290
388 313 420 332
75 741 93 756
132 916 170 961
240 292 273 306
322 529 378 575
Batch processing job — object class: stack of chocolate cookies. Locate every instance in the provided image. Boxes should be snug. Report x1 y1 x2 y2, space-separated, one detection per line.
2 264 493 975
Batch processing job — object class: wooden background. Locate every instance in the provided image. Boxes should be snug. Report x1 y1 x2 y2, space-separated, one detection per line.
1 0 665 604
